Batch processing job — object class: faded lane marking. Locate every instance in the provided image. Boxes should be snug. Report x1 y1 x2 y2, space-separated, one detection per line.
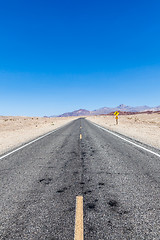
80 134 82 140
74 196 83 240
89 121 160 158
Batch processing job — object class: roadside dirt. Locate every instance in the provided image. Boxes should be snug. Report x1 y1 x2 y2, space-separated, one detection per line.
0 116 77 155
87 113 160 149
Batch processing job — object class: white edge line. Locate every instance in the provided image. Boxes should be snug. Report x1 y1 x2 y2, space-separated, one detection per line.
0 121 73 160
88 120 160 158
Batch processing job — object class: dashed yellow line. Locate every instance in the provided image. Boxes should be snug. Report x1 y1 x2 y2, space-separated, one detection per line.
80 134 82 140
74 196 84 240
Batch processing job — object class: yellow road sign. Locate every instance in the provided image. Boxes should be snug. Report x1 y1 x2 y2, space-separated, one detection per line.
114 111 119 116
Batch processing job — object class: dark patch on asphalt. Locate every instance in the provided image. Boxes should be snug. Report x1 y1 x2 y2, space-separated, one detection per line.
98 182 105 186
123 226 134 233
64 207 74 212
84 190 92 195
39 178 52 185
80 182 85 185
88 226 95 232
118 210 130 215
86 203 96 210
107 220 112 227
97 171 106 174
108 200 118 207
71 151 78 158
106 172 112 175
81 152 86 157
57 187 67 193
73 171 78 175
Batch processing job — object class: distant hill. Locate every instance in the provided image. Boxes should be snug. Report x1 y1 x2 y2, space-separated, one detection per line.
58 109 92 117
91 104 153 115
148 105 160 111
51 104 160 117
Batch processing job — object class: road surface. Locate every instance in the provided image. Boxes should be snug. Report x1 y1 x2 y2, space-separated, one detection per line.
0 118 160 239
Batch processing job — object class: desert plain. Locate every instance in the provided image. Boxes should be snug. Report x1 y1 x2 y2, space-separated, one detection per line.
0 116 77 155
0 112 160 156
87 112 160 149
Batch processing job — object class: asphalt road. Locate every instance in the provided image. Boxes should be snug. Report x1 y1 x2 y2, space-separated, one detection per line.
0 118 160 240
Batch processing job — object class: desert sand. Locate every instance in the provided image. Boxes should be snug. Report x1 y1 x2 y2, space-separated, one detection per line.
0 116 77 155
87 113 160 150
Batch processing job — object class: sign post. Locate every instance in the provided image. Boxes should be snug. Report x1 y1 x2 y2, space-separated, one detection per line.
114 111 119 125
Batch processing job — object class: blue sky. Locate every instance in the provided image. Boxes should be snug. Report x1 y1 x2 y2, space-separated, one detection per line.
0 0 160 116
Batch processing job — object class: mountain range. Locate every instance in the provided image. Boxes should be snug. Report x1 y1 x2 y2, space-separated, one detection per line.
58 104 160 117
53 104 160 117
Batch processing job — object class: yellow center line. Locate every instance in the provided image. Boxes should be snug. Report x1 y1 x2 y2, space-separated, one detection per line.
80 134 82 140
74 196 84 240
